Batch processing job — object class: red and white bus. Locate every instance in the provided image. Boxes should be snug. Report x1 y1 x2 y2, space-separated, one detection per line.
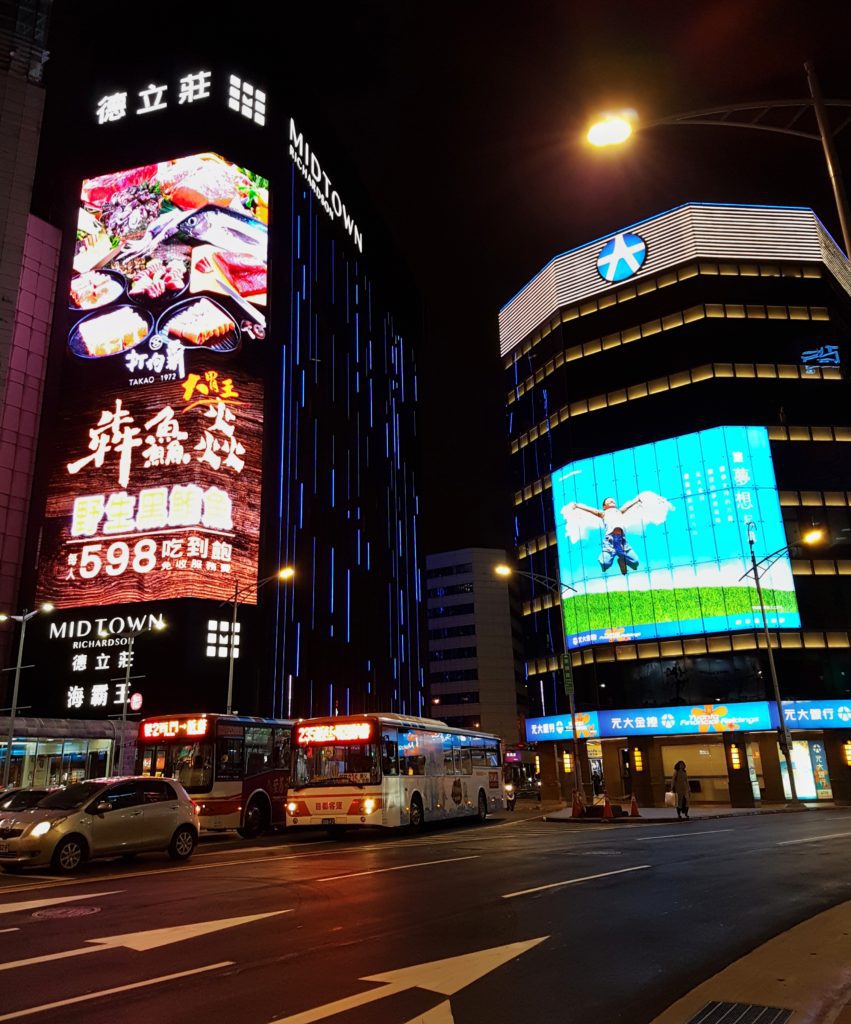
286 713 505 833
137 713 293 836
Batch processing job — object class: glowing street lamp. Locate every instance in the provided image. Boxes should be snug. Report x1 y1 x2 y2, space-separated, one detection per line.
225 567 295 715
1 603 55 788
586 112 635 148
494 563 584 804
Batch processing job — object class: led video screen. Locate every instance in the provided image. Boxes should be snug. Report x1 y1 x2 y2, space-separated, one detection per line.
36 153 269 608
551 425 799 649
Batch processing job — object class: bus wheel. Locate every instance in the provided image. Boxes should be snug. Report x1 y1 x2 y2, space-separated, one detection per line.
408 795 424 833
238 797 270 839
477 790 488 823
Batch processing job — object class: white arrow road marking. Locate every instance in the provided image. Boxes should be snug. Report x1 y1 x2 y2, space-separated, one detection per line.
402 1000 455 1023
635 829 734 842
502 864 651 899
0 929 19 934
0 891 124 916
777 830 851 846
271 937 548 1023
0 961 232 1022
317 855 477 882
0 910 290 972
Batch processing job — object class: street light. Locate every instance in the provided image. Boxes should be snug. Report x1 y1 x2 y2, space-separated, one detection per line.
586 62 851 254
739 525 822 804
99 619 166 775
225 567 294 716
494 563 585 803
0 603 55 788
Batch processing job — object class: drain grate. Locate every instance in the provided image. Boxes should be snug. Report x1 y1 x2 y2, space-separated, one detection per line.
688 1002 792 1024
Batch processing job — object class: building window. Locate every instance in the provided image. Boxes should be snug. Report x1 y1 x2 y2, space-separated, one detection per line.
425 562 473 580
433 692 480 705
429 668 479 683
427 602 475 619
428 624 476 640
430 646 477 661
427 582 474 598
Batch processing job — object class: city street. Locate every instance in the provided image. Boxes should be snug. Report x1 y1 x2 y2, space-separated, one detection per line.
0 810 849 1022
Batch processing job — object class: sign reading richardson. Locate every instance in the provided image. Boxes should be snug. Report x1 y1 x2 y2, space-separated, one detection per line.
550 425 799 650
288 118 364 253
36 153 269 608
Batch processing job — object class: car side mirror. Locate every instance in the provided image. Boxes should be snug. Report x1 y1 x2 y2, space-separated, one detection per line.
95 801 111 814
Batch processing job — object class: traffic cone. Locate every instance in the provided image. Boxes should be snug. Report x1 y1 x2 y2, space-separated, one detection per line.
571 789 584 817
602 792 613 819
630 794 640 818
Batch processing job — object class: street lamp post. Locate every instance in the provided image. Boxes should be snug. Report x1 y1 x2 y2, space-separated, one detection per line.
101 620 166 775
494 564 585 803
586 63 851 255
740 525 823 804
0 604 54 788
226 567 294 716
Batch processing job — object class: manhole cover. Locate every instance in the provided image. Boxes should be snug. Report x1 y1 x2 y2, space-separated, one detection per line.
688 1002 792 1024
32 906 102 920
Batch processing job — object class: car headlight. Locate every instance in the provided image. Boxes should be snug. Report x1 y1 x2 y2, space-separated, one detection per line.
31 820 57 837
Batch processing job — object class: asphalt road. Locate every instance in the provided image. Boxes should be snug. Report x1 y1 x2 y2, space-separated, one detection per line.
0 810 850 1023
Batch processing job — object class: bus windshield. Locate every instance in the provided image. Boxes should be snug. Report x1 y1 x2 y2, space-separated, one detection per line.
293 742 380 788
140 740 214 793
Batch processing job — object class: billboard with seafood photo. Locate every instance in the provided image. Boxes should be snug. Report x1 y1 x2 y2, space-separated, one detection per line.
35 152 269 607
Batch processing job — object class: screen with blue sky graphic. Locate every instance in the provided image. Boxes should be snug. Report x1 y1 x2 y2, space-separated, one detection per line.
550 425 799 649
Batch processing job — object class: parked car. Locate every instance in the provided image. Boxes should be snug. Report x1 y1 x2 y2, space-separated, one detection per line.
0 788 54 812
0 777 200 874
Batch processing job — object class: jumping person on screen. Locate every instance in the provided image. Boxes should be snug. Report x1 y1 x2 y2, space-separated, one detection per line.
564 496 642 575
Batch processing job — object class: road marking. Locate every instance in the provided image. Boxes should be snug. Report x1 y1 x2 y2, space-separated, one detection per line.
777 831 851 846
0 961 232 1021
635 829 734 842
402 1001 454 1023
0 891 124 916
0 929 18 934
318 855 478 882
0 910 290 972
270 937 547 1023
502 864 651 899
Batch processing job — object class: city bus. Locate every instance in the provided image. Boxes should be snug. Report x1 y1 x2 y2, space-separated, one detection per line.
286 714 505 832
136 713 294 837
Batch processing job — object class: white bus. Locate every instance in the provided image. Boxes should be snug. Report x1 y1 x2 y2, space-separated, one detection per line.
286 714 505 832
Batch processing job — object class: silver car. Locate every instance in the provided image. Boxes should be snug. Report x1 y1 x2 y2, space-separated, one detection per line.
0 777 200 874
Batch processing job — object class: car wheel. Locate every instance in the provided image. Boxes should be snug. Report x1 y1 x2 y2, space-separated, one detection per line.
51 835 88 874
477 790 488 823
168 825 197 861
237 797 269 839
408 795 424 833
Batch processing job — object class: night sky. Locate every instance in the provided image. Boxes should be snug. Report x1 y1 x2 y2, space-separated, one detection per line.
39 2 851 556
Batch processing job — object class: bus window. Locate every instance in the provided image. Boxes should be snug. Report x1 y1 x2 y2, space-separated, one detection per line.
245 727 274 776
217 738 244 780
459 747 472 775
381 730 399 776
443 746 457 775
272 728 291 769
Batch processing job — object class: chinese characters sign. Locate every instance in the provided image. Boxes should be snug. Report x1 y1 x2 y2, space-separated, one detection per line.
551 426 799 649
36 153 269 608
96 71 265 126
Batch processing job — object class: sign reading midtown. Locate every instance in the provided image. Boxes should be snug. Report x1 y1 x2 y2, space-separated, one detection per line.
550 425 799 650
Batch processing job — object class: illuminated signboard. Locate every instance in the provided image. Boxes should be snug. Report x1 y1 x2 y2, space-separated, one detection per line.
551 426 799 649
295 722 374 745
142 717 209 739
525 701 774 742
596 231 647 283
782 700 851 728
36 153 269 608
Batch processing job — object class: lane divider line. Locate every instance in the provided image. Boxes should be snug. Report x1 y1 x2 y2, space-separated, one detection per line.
0 961 233 1021
777 831 851 846
318 855 478 882
502 864 651 899
635 829 734 842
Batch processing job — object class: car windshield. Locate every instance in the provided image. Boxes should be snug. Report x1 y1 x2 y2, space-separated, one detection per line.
0 790 47 811
37 782 104 810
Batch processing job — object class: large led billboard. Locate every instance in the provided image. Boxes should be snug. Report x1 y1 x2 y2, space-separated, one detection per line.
551 426 799 649
36 153 269 607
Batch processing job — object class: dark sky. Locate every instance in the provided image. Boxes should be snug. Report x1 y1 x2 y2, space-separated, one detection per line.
43 1 851 556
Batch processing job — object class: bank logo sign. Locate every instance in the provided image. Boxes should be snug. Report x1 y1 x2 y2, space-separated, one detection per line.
596 231 647 283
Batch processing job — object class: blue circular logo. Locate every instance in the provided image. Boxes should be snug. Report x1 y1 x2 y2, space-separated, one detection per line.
596 232 647 283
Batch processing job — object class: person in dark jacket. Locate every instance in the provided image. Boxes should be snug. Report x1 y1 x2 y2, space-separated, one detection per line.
672 760 690 820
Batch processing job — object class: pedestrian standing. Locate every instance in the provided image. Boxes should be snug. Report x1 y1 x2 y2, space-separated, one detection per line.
672 760 690 820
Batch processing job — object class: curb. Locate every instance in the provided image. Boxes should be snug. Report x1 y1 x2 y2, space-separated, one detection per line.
543 804 845 825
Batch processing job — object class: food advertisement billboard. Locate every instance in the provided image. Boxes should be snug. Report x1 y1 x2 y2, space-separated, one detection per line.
551 426 799 649
36 152 269 608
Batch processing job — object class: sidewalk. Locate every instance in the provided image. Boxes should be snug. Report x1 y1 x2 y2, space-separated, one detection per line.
544 801 846 824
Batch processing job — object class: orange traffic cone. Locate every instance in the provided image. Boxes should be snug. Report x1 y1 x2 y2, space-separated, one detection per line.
602 792 613 819
630 794 640 818
571 789 584 817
